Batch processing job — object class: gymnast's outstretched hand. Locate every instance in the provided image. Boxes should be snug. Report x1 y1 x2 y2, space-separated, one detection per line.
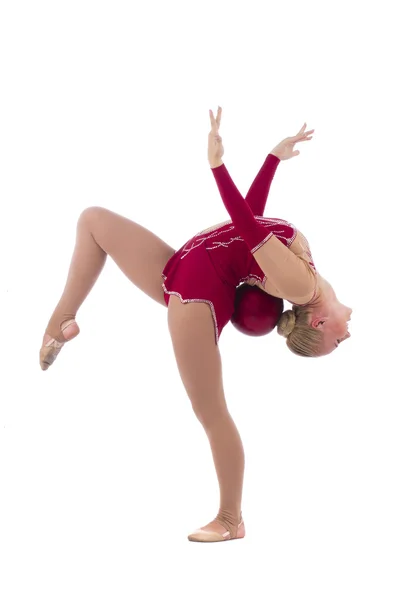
271 123 315 160
208 106 224 168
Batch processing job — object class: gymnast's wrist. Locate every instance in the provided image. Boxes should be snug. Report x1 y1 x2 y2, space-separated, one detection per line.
269 151 281 161
209 159 224 170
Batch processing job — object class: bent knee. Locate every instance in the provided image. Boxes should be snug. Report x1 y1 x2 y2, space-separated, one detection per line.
78 206 107 224
77 207 115 235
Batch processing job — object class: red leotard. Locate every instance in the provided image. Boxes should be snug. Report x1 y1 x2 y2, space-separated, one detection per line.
162 155 317 344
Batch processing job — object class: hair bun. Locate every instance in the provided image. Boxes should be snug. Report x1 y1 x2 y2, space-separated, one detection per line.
277 309 296 338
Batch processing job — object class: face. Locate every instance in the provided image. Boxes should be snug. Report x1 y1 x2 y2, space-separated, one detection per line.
313 304 352 356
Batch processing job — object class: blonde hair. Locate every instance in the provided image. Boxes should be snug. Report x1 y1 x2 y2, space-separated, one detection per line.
277 306 324 357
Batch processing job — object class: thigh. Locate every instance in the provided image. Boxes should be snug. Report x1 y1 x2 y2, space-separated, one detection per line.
167 295 227 426
82 206 175 306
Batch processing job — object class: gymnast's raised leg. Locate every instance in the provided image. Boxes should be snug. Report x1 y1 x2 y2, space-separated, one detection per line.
40 206 175 370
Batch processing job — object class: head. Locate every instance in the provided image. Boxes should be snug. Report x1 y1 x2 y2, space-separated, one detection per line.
277 302 352 357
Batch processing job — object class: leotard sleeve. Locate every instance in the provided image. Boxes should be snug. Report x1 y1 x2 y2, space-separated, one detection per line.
245 153 280 215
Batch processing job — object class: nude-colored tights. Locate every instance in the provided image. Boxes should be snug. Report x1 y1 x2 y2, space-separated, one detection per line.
44 207 243 536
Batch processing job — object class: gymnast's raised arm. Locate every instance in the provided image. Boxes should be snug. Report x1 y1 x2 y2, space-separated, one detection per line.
208 107 314 217
207 107 279 216
208 108 316 303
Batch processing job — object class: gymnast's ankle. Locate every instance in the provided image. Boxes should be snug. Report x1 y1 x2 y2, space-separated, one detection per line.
215 509 243 535
187 510 245 542
40 319 80 371
45 313 79 343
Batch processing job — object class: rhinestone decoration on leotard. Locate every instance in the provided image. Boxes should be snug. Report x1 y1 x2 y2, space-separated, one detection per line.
162 283 220 346
196 219 232 236
181 217 298 261
251 232 274 254
239 274 268 288
180 225 236 260
206 236 243 251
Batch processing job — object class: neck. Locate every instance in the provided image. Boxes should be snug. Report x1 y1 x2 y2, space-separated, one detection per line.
307 274 339 314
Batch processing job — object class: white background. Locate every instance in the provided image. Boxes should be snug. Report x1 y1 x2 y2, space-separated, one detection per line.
1 1 399 598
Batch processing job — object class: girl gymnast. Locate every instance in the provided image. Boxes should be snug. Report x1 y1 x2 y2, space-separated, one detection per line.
39 107 352 543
